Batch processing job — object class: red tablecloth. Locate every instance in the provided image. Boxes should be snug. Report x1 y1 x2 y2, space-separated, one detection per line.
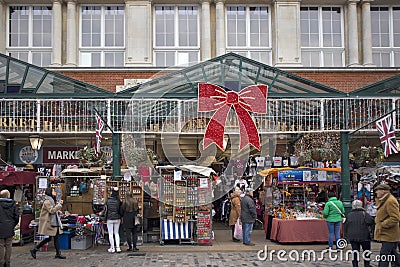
270 218 329 243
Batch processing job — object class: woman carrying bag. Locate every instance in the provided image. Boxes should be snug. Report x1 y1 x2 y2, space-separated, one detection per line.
323 191 345 249
120 192 139 251
30 187 66 260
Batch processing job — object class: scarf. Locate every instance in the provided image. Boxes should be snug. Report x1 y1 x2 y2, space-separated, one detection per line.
45 195 62 227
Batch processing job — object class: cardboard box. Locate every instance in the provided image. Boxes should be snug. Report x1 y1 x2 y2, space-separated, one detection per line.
71 235 93 250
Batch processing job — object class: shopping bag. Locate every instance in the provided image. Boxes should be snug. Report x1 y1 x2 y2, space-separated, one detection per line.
234 219 242 239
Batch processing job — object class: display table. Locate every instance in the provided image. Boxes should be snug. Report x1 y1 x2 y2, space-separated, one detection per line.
270 218 328 243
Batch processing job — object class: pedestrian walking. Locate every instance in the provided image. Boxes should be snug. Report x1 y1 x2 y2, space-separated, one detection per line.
30 187 66 259
0 189 19 267
373 184 400 267
323 191 345 249
105 187 122 253
344 199 375 267
228 187 241 242
120 192 139 252
240 188 257 246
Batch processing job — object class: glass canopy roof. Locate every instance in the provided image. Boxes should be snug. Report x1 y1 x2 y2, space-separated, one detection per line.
349 73 400 96
0 53 113 98
117 53 346 99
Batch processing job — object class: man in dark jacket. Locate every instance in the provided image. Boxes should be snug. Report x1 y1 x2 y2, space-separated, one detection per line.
0 189 19 267
344 200 374 267
240 188 257 246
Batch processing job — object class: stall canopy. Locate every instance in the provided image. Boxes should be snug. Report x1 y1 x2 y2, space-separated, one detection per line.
179 165 216 177
0 171 37 185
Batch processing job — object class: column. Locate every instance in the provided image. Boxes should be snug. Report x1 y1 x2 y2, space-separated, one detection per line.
201 0 211 60
361 0 374 66
125 0 152 66
340 132 351 214
273 0 302 67
347 0 360 66
0 0 5 54
51 0 62 66
66 0 77 66
215 0 225 57
112 133 121 177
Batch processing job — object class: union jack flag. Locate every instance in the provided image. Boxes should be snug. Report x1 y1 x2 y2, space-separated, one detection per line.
376 114 399 157
94 112 105 156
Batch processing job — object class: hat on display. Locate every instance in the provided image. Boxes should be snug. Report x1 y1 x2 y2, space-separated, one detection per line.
375 184 391 191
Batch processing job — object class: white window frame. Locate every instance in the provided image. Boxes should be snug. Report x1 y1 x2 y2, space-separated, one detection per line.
371 5 400 67
6 5 52 67
300 6 345 67
79 5 125 67
225 5 272 65
153 5 200 67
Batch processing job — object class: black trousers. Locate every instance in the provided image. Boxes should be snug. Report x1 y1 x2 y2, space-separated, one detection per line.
125 226 137 248
35 228 61 255
350 241 371 267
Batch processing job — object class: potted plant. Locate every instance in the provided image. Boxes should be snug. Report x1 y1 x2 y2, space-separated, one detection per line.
77 147 106 167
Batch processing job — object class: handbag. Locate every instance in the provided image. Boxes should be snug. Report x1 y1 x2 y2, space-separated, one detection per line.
330 201 346 223
135 214 142 226
233 219 242 239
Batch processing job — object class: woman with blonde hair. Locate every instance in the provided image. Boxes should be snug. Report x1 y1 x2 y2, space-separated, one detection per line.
228 187 242 242
121 192 139 251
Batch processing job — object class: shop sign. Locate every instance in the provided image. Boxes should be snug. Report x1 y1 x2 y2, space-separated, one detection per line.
14 146 42 164
278 169 341 183
278 170 304 183
43 147 82 164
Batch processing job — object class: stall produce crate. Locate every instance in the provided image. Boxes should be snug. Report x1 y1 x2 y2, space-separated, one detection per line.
59 230 75 250
71 235 93 250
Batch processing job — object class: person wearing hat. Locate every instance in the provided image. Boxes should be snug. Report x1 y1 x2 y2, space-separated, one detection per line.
105 187 122 253
240 188 257 246
374 183 400 267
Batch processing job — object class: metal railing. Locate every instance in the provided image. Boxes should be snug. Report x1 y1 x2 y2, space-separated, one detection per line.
0 97 398 134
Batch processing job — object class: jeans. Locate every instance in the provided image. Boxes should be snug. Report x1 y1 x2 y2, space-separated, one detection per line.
327 221 341 248
242 222 253 244
35 227 61 255
378 241 400 267
0 237 13 265
107 219 121 250
350 241 371 267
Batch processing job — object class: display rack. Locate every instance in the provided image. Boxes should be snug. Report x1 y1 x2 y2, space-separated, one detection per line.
196 177 212 245
92 179 106 205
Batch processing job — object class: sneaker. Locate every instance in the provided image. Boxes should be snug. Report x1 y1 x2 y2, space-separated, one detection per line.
108 248 115 253
244 242 255 246
116 248 121 253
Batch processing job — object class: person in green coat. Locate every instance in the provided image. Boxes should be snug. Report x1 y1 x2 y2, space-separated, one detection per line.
323 192 345 249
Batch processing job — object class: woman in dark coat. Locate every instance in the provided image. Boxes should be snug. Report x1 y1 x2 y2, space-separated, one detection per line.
344 199 375 267
30 187 65 259
105 187 122 253
120 192 139 251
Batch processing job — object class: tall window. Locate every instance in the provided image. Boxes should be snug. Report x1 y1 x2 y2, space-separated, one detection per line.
8 6 52 67
371 6 400 67
154 6 199 67
300 6 344 67
80 6 125 67
226 6 271 64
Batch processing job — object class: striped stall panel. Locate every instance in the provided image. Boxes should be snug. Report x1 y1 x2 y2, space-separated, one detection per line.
161 219 191 240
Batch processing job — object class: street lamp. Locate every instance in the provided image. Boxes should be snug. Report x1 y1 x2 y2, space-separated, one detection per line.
29 135 43 150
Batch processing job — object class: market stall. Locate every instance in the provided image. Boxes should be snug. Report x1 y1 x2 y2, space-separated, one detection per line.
260 167 341 243
0 170 37 246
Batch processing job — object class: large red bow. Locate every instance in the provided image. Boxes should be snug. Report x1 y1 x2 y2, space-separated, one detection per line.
198 83 268 151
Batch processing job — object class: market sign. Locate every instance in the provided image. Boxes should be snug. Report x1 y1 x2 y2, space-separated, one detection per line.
14 146 42 164
278 169 341 183
43 147 82 164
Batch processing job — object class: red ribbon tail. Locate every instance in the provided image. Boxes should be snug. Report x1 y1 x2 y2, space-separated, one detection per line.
235 104 261 151
203 105 230 150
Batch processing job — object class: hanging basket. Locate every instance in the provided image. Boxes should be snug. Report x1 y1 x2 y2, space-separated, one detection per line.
311 149 323 162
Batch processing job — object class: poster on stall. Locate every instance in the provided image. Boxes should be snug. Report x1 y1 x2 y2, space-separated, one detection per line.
38 178 48 189
199 178 209 188
174 170 182 181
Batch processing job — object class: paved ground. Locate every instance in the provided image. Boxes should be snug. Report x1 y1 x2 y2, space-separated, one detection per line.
9 229 391 267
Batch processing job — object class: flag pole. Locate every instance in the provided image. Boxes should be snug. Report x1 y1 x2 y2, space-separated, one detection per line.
93 107 114 134
349 108 398 136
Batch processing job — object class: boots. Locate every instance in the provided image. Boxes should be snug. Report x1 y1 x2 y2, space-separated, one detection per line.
30 248 37 259
132 247 139 251
4 262 11 267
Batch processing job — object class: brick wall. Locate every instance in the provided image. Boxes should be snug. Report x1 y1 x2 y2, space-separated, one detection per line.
58 70 400 93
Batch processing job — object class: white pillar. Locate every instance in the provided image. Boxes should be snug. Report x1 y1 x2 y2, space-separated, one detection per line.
201 0 211 60
0 0 5 54
125 0 152 66
51 0 62 66
66 0 77 66
215 0 226 56
361 0 374 66
347 0 360 66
